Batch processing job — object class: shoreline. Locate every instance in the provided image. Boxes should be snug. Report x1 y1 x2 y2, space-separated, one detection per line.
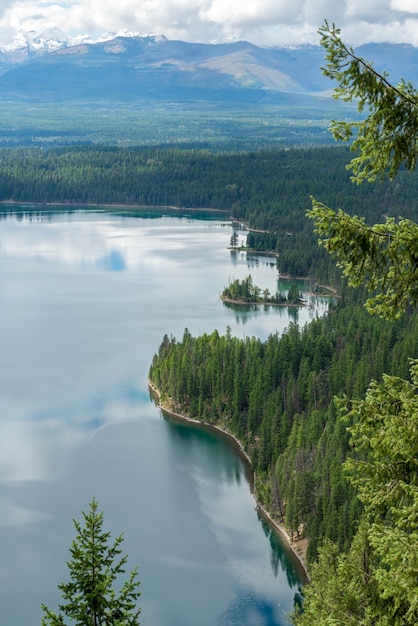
148 379 310 583
0 201 338 300
220 295 305 308
0 201 339 301
0 200 229 214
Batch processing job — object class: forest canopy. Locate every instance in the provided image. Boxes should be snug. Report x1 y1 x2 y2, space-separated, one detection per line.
149 21 418 626
1 143 418 283
292 22 418 626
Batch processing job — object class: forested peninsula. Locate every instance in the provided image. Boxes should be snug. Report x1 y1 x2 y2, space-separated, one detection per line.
5 17 415 626
1 136 418 621
151 24 418 626
148 294 418 562
1 143 418 563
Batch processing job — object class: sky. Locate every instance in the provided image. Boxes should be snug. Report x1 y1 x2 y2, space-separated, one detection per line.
0 0 418 48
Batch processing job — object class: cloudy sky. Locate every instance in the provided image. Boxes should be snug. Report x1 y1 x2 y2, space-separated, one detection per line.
0 0 418 47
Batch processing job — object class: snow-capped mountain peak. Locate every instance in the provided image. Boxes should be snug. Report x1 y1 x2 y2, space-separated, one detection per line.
1 27 167 56
0 27 95 67
96 30 166 43
4 27 75 53
0 27 167 68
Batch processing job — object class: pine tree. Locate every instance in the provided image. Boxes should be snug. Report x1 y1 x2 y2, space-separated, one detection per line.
41 498 141 626
308 21 418 321
341 363 418 624
292 20 418 626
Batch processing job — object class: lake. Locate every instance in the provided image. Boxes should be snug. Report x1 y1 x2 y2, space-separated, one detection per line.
0 207 327 626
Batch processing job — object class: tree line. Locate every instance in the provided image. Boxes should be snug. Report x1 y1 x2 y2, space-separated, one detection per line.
1 144 418 282
292 22 418 625
148 293 418 562
149 21 418 626
37 21 418 626
221 274 303 305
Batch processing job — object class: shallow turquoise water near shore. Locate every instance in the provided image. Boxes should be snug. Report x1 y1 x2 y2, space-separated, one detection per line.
0 209 325 625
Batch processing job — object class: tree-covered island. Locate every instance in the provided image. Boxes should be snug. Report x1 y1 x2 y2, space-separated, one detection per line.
221 274 304 306
0 19 417 625
149 21 418 626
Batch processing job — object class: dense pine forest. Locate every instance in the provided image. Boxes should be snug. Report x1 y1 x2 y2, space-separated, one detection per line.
149 20 418 625
2 141 417 617
2 19 412 625
1 144 418 283
148 289 418 562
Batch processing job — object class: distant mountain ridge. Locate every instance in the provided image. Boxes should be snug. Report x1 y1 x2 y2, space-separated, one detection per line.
0 29 417 103
0 28 142 65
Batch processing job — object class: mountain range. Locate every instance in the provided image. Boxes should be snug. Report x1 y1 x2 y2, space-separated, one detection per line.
0 28 417 103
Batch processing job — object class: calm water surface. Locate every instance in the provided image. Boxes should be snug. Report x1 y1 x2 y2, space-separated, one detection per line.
0 208 326 626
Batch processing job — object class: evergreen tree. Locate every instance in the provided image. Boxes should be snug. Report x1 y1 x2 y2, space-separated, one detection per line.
342 363 418 624
319 20 418 183
292 21 418 626
41 498 141 626
308 21 418 320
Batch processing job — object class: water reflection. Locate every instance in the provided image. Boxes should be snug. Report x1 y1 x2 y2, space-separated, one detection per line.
222 297 330 327
0 210 317 626
162 417 302 625
219 592 285 626
258 516 304 588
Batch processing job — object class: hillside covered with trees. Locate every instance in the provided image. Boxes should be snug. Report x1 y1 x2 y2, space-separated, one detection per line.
149 291 418 561
149 21 418 626
0 21 417 624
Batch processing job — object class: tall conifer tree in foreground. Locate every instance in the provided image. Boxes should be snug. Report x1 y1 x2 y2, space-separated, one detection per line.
41 498 141 626
293 21 418 626
308 20 418 321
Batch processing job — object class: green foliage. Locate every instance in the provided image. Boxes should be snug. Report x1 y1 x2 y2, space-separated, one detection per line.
230 229 239 248
308 200 418 319
149 304 418 561
291 22 418 626
41 498 141 626
221 274 300 305
319 21 418 183
341 361 418 624
1 144 418 282
150 32 418 624
292 363 418 626
292 519 387 626
307 23 418 319
287 283 304 304
0 100 346 150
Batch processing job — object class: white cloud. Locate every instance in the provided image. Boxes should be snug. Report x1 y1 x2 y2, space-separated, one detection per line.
0 0 416 46
200 0 304 27
390 0 418 13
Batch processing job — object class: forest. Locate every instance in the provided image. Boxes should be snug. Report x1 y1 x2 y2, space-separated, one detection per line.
148 288 418 561
150 22 418 626
1 143 418 284
6 20 413 626
0 136 416 560
0 142 417 576
221 274 303 306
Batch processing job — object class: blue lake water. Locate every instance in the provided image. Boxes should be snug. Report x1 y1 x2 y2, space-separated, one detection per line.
0 208 326 625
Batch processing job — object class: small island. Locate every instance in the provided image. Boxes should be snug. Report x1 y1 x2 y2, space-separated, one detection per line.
221 274 304 306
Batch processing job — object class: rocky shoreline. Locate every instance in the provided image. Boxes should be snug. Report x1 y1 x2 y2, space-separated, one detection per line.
148 379 310 583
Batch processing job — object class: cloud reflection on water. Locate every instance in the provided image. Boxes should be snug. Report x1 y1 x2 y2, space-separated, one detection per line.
0 210 312 626
0 212 330 484
0 494 48 527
